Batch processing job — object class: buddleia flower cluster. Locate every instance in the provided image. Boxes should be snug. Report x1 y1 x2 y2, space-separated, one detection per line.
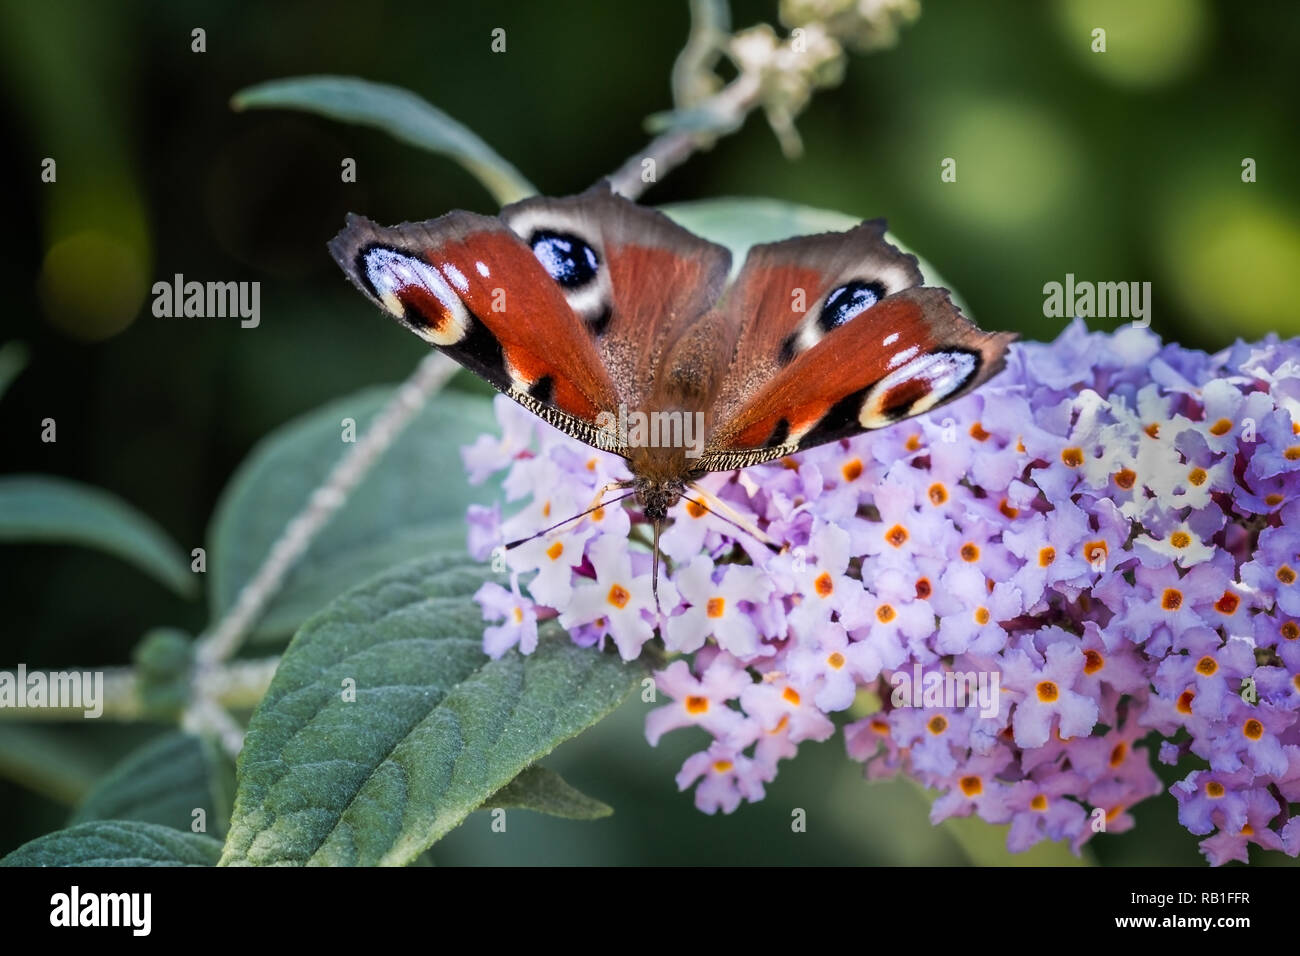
464 319 1300 865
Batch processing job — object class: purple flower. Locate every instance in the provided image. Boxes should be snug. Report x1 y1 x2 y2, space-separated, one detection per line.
666 557 773 657
461 319 1300 864
999 641 1100 748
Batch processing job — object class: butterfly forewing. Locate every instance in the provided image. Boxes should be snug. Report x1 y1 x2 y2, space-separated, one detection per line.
329 209 626 450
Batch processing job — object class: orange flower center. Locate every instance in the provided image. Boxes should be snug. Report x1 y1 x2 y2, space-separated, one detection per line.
1243 718 1264 740
1114 468 1137 490
1062 447 1084 467
960 542 980 562
1038 546 1056 567
959 775 983 797
928 483 949 505
885 524 909 547
1169 531 1192 549
814 572 834 598
706 597 726 618
685 696 709 714
927 715 948 735
1036 680 1059 703
876 604 897 623
842 458 863 481
827 652 845 670
1214 591 1240 614
974 606 991 625
1208 418 1232 436
607 584 631 608
783 687 801 706
1195 655 1218 676
1161 588 1183 610
969 422 991 441
1083 649 1104 674
1188 467 1208 486
915 577 932 599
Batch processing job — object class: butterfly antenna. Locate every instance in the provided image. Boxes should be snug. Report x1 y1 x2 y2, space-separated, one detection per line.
683 488 781 554
503 489 635 550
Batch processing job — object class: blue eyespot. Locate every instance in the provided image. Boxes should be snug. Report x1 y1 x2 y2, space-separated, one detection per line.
819 280 885 332
530 231 599 288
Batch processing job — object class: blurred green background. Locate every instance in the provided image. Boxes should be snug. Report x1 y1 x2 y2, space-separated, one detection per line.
2 0 1299 864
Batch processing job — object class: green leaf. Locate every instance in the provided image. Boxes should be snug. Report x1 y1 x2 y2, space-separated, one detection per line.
221 554 643 866
0 340 28 401
660 198 972 315
0 726 117 805
0 475 194 596
207 386 501 643
71 731 235 838
1 821 222 867
485 765 613 820
232 75 536 206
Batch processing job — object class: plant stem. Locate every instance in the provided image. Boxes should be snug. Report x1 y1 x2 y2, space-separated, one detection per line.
607 71 761 201
194 352 461 668
0 656 281 721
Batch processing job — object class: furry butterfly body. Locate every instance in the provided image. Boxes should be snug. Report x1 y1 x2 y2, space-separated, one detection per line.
330 186 1015 527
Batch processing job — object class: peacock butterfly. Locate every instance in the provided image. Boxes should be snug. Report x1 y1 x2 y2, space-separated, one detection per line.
329 183 1016 582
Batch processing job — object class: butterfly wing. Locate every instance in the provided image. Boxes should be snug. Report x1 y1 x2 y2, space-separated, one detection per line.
696 224 1015 471
499 186 732 413
329 187 731 455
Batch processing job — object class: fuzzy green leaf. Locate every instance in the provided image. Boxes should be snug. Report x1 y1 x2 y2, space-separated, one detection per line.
0 475 194 596
232 75 536 205
221 554 643 866
71 731 235 838
485 765 613 820
207 386 500 643
1 821 222 867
